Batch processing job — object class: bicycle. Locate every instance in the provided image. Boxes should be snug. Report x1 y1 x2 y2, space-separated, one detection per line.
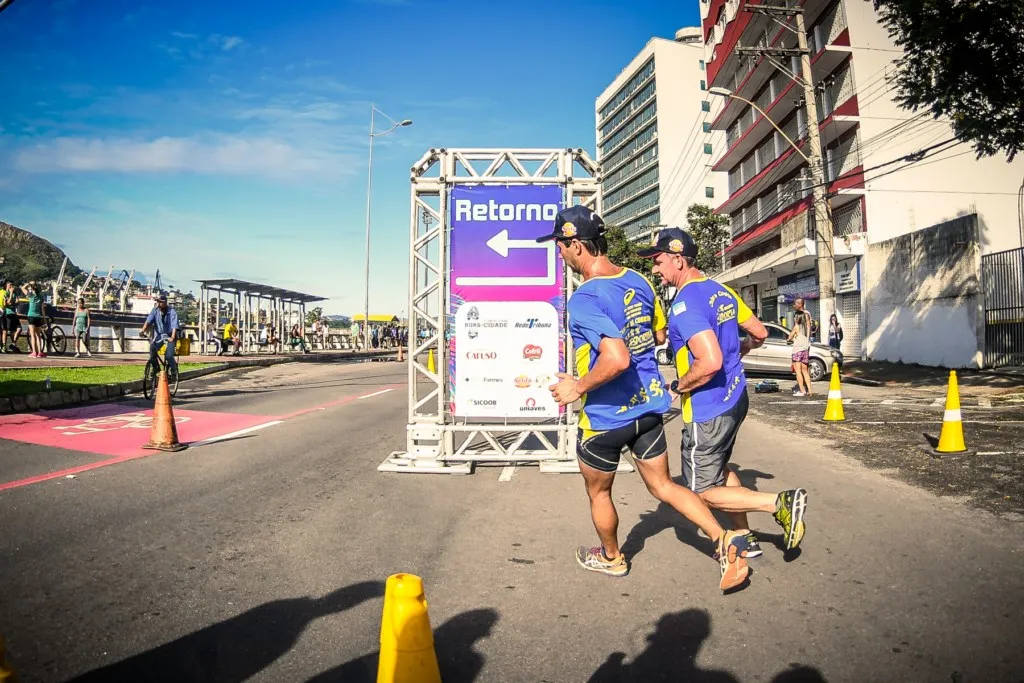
43 316 67 355
141 333 180 400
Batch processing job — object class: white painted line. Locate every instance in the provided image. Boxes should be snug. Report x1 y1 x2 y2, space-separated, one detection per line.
498 466 516 482
190 420 284 447
846 420 1024 425
979 398 992 408
977 451 1006 456
881 399 895 405
358 388 396 400
931 397 945 407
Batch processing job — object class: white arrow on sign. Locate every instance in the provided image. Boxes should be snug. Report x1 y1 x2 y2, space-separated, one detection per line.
455 229 557 287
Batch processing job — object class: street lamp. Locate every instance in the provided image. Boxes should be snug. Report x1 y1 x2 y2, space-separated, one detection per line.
709 85 835 323
363 104 412 352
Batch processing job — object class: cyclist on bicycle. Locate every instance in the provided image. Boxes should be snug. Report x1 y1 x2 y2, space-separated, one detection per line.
140 293 179 374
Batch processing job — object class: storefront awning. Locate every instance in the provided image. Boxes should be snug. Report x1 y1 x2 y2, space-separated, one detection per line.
717 239 817 287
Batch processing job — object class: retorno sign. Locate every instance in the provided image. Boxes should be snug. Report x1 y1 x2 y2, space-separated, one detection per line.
448 185 566 419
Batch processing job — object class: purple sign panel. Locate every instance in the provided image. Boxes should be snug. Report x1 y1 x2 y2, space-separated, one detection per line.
448 185 566 417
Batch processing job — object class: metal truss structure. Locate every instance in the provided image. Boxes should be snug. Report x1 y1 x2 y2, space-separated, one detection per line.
378 148 603 475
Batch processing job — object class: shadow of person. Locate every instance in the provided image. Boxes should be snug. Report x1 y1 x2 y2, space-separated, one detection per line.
731 463 775 490
771 665 829 682
66 580 385 683
588 609 739 683
307 608 498 683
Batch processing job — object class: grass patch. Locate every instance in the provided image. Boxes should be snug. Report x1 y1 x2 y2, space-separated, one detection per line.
0 363 217 398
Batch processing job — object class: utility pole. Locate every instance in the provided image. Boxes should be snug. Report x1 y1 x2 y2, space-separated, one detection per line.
737 4 835 325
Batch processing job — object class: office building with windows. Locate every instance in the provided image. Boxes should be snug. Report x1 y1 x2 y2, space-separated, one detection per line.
703 0 1024 367
596 27 727 243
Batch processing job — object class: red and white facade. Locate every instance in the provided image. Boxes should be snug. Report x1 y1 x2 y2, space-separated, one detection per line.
703 0 1024 365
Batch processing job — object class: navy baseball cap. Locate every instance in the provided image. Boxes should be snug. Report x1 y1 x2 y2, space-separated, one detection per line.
637 227 699 258
535 205 605 243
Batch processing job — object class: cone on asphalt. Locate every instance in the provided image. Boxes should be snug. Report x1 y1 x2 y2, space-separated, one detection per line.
822 363 845 421
427 349 435 374
143 371 188 452
376 573 441 683
0 634 17 683
397 345 404 362
935 370 968 454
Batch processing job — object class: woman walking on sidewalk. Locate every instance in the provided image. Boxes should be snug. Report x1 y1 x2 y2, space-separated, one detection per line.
74 298 92 358
22 282 46 358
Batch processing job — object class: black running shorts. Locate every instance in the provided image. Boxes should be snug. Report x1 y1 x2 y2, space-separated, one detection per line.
680 388 749 493
577 413 668 473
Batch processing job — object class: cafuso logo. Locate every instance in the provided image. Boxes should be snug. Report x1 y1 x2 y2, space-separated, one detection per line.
523 345 543 361
465 351 497 360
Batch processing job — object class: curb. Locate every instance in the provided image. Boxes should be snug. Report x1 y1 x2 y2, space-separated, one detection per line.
0 350 401 415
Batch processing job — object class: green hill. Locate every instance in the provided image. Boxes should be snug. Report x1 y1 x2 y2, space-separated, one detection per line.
0 220 82 284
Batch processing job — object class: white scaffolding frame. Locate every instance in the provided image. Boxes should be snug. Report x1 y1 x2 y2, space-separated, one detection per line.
378 148 602 475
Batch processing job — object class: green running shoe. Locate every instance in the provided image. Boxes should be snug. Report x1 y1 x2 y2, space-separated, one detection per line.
774 489 808 550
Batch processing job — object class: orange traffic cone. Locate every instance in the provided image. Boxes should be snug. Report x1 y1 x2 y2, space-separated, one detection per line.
397 345 404 362
143 371 188 452
376 573 441 683
935 370 967 454
821 363 845 421
1 634 17 683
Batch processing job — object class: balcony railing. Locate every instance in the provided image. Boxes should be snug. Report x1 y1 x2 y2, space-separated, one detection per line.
807 1 848 56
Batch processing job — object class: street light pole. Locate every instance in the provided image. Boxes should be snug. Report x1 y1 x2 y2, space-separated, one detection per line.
362 104 413 353
710 78 834 323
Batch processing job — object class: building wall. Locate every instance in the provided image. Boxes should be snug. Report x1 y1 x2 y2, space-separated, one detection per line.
596 35 726 241
863 214 984 368
846 2 1024 254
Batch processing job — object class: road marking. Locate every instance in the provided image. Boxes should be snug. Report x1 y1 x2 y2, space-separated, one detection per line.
0 451 158 493
279 383 405 420
190 420 284 447
977 451 1006 455
931 397 945 407
498 465 516 482
358 388 396 400
979 398 992 408
881 399 895 405
845 420 1024 425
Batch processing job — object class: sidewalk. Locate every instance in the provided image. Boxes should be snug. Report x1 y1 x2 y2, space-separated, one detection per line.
0 348 401 370
841 359 1024 395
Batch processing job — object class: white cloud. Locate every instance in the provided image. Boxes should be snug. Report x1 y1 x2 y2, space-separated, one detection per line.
14 135 342 179
218 35 245 51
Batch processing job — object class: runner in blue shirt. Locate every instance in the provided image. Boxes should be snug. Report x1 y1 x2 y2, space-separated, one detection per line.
641 227 809 554
538 206 750 591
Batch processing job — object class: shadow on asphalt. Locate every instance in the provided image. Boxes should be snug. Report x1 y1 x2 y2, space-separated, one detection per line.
588 608 827 682
307 608 498 682
64 580 385 683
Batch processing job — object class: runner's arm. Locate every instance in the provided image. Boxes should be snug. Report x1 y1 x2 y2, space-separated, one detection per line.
674 329 723 394
738 315 767 356
575 337 631 395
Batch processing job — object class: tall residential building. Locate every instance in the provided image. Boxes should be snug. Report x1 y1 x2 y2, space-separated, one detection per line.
703 0 1024 367
596 27 727 243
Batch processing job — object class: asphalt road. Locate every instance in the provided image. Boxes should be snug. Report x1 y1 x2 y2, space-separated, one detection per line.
1 361 1022 683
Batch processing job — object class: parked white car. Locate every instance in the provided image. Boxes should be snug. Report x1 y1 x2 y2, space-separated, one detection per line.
655 322 843 383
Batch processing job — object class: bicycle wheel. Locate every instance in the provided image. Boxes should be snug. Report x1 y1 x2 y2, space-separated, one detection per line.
50 326 67 355
143 359 157 400
168 363 180 397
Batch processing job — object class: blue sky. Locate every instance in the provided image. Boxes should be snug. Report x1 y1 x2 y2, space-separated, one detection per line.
0 0 700 316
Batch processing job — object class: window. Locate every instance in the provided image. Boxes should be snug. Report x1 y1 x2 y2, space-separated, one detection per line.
704 143 713 154
699 59 705 70
705 186 715 198
700 79 707 91
701 100 710 112
766 325 789 341
703 122 712 133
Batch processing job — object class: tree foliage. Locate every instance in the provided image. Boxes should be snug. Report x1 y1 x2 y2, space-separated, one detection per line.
604 223 653 277
305 306 324 326
685 204 731 274
874 0 1024 160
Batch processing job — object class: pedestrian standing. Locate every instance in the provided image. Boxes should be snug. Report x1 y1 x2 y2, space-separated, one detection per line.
537 206 751 592
787 298 813 397
22 282 46 358
828 314 843 351
74 297 92 357
3 281 22 352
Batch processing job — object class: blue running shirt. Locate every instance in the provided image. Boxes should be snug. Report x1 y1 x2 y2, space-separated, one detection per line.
668 277 752 423
568 268 671 432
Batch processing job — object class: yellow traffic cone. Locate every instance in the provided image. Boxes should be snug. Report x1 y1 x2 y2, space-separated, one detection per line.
377 573 441 683
935 370 967 453
1 634 17 683
427 349 435 374
822 363 845 421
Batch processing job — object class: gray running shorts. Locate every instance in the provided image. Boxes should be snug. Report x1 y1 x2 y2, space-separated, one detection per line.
680 388 749 493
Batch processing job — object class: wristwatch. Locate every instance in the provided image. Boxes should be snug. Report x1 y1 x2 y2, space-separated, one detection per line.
670 380 680 393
